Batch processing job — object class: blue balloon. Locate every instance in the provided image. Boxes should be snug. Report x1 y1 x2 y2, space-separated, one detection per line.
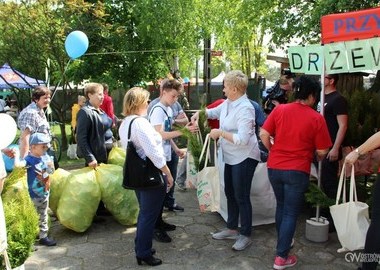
65 31 89 59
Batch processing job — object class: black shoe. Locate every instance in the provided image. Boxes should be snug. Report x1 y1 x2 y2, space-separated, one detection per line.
158 221 176 231
136 255 162 266
167 204 184 211
39 237 57 246
153 229 172 243
151 248 156 255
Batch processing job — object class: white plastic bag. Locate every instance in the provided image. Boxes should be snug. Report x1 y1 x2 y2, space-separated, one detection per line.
67 144 78 159
330 163 370 252
186 152 197 189
217 151 276 226
196 134 220 212
186 131 203 189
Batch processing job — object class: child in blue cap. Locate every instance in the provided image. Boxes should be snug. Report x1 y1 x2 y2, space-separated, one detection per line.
24 132 56 246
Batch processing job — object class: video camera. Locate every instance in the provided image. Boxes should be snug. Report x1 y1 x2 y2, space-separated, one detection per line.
263 69 295 114
281 68 296 79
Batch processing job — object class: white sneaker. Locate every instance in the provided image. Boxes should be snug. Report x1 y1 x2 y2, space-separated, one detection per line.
232 235 252 251
212 229 239 240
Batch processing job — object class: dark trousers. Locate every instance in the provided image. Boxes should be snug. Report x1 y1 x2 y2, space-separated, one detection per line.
362 174 380 270
224 158 258 236
135 184 166 258
321 157 339 199
156 151 178 228
163 151 179 208
320 157 339 227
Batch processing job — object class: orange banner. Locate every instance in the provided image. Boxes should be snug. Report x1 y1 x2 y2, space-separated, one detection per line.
321 7 380 44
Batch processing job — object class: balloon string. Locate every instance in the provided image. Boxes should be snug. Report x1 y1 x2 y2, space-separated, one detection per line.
50 59 72 102
46 59 71 118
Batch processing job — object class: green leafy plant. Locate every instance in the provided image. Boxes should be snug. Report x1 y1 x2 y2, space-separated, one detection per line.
179 107 210 171
305 182 335 208
0 167 39 269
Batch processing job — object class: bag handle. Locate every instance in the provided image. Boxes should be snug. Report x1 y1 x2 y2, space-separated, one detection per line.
199 134 210 168
196 130 203 145
337 163 358 205
205 136 217 168
199 134 217 168
349 164 358 202
336 163 347 205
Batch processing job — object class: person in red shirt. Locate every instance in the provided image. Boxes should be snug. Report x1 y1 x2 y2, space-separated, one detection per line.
100 84 115 125
206 98 225 129
260 75 332 270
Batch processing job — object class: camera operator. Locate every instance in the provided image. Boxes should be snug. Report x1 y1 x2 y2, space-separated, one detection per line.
263 69 295 114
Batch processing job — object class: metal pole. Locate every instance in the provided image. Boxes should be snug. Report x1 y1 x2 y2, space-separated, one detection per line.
316 55 325 222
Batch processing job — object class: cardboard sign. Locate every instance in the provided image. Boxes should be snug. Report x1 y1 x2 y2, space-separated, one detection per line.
321 7 380 44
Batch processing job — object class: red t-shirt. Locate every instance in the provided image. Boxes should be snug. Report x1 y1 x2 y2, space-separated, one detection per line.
206 99 225 129
100 93 115 121
262 102 332 173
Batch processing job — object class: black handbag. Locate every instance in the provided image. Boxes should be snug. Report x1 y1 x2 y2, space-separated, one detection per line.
122 117 164 190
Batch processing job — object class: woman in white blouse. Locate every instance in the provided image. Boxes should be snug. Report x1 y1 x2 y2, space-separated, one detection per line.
191 70 260 251
119 87 173 266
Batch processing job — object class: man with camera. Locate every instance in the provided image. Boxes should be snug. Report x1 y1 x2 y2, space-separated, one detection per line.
263 69 295 115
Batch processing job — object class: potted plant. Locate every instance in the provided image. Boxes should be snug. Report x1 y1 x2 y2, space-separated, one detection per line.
0 167 39 270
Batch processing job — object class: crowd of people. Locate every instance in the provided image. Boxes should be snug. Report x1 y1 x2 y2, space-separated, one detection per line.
0 69 379 270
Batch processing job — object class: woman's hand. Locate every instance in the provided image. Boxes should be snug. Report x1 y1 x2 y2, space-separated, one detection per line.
345 150 359 165
88 160 98 169
210 129 222 140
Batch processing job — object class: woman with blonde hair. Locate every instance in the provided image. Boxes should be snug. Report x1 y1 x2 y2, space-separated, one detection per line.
119 87 173 266
191 70 261 251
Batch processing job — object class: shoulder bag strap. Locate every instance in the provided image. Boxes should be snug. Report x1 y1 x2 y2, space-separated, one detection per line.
127 117 140 141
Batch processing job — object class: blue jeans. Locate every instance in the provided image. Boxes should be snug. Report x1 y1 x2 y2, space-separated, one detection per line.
268 168 309 258
164 151 179 208
135 183 166 258
224 158 258 236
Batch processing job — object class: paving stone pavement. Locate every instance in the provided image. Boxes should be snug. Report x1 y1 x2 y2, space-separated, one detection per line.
25 187 362 270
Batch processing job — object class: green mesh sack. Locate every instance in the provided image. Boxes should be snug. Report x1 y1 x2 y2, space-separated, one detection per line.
95 164 139 225
49 168 71 214
57 167 100 232
107 147 126 166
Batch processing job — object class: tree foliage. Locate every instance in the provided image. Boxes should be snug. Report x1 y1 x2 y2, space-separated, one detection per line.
263 0 380 48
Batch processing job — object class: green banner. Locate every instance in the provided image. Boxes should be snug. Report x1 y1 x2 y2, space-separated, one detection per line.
287 37 379 74
324 42 349 74
368 37 380 70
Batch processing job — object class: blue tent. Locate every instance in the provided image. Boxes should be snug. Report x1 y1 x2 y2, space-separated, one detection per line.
0 63 45 89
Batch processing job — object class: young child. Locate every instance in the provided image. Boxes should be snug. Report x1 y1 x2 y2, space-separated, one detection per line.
24 132 56 246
